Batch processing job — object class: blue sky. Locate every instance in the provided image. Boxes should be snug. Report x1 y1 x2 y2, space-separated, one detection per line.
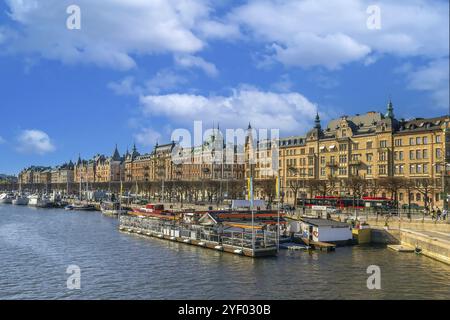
0 0 448 174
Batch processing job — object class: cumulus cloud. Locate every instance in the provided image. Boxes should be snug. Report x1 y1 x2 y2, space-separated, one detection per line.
134 128 162 147
230 0 449 69
174 54 219 77
3 0 213 70
139 88 318 135
108 77 142 96
16 130 55 154
406 58 450 109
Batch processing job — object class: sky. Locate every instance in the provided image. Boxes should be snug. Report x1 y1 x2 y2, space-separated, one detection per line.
0 0 449 175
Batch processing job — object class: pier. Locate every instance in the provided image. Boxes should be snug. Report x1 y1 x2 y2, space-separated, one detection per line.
119 215 278 257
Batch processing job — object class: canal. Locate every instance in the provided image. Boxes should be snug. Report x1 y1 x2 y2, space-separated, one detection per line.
1 205 449 300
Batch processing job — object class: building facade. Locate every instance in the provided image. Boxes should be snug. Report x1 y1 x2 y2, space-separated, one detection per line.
246 101 450 208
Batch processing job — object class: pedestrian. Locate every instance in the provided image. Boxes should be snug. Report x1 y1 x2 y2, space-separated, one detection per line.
442 209 448 221
437 208 442 221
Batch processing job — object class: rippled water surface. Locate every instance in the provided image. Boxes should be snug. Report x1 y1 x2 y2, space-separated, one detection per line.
0 205 449 300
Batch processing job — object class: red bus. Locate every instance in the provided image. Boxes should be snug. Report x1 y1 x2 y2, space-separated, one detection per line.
297 196 396 210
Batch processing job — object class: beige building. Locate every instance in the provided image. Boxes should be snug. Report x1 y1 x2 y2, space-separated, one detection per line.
247 102 450 209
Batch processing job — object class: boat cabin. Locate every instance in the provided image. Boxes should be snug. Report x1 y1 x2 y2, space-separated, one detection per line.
289 218 352 245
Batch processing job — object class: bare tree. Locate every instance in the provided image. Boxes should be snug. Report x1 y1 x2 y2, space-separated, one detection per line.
379 177 406 213
255 178 277 205
413 178 438 220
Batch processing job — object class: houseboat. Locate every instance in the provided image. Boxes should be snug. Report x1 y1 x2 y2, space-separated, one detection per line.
119 207 284 257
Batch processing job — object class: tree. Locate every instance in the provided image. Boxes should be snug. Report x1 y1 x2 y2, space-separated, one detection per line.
344 175 368 216
401 179 415 219
308 178 335 197
256 178 277 205
379 177 406 213
287 167 306 206
413 178 438 220
367 179 382 197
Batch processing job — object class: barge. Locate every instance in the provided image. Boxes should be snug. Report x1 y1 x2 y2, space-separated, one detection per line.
119 205 283 257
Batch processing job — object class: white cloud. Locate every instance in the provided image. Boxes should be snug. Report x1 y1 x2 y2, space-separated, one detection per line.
174 54 219 77
108 77 142 96
3 0 213 70
146 70 187 94
16 129 55 154
134 128 162 147
139 88 318 135
230 0 449 69
406 58 450 109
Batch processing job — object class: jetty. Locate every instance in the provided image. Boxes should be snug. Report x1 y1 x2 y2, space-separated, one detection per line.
118 206 283 257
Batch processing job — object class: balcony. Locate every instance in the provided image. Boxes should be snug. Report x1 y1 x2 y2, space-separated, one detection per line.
326 162 338 167
349 159 362 166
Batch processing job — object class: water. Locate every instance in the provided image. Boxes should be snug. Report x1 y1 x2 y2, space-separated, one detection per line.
0 205 449 300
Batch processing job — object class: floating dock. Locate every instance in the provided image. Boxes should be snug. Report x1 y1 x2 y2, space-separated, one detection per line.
119 215 278 258
388 244 415 252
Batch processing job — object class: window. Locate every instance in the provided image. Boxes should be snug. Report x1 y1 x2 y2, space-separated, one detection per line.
342 130 347 137
417 164 422 173
423 149 428 159
423 164 428 174
394 139 402 146
379 152 387 161
339 155 347 163
309 147 314 154
330 156 335 164
367 165 372 175
308 157 314 166
423 137 428 144
436 148 442 158
399 193 404 201
379 165 387 175
353 143 359 150
416 137 421 145
409 150 415 160
416 150 421 160
320 167 326 176
301 148 305 155
399 151 404 160
320 156 325 165
394 151 398 161
339 167 347 175
436 135 442 143
366 153 373 161
380 140 387 148
410 164 416 174
308 168 313 176
416 193 421 201
409 137 415 145
366 141 373 149
339 144 347 151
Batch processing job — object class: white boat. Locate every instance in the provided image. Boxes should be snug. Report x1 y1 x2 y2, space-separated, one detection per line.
100 201 128 216
0 193 13 204
28 195 52 208
12 195 29 205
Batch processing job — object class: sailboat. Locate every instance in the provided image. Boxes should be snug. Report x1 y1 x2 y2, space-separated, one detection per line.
12 181 28 205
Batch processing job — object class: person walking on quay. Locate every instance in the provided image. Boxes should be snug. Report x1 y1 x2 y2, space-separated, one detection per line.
442 209 448 221
436 208 442 221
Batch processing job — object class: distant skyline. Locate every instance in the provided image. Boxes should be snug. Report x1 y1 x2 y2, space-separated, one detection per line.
0 0 449 174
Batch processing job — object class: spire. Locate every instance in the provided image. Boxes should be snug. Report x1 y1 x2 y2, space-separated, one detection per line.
385 98 394 119
314 112 321 129
112 144 121 161
248 122 252 130
77 153 82 166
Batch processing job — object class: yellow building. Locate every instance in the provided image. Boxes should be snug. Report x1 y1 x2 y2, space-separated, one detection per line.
247 101 450 209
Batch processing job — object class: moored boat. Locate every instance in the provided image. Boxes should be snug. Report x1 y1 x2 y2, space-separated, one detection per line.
12 195 29 205
0 193 14 204
100 201 128 217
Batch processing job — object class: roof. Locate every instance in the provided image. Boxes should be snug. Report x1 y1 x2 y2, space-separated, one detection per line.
301 218 350 228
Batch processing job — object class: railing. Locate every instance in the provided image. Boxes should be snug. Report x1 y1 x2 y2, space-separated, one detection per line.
119 216 278 250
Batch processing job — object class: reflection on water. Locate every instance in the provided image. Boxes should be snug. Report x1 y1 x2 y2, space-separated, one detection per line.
0 205 449 300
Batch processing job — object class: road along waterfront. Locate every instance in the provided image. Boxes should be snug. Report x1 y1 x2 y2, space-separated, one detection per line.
1 205 450 300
